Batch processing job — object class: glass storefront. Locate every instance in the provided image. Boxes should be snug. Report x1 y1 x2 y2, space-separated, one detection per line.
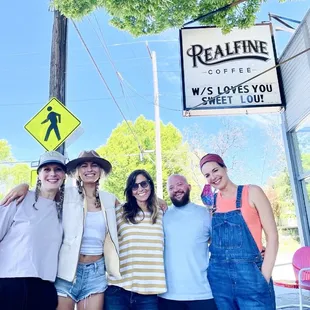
295 115 310 175
290 114 310 243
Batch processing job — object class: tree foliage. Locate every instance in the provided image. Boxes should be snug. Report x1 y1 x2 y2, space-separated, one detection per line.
183 119 249 186
0 140 13 161
97 115 190 202
265 170 295 225
51 0 270 36
0 140 31 200
265 154 310 226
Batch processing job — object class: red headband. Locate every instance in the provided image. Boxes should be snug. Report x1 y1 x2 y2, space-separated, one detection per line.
200 153 226 170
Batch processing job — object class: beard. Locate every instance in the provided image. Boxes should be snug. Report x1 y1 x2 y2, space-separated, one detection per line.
170 188 190 207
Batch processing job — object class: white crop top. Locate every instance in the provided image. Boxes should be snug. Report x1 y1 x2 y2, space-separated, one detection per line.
80 211 106 256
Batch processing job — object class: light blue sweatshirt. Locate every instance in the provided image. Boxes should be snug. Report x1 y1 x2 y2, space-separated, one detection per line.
159 202 213 301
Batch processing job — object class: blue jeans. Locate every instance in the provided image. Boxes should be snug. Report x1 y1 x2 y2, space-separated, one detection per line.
208 260 276 310
158 297 217 310
104 286 158 310
55 257 107 302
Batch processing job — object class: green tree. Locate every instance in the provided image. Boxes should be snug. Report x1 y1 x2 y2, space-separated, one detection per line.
301 153 310 172
97 115 190 202
266 170 295 225
51 0 280 36
0 140 13 161
0 140 31 200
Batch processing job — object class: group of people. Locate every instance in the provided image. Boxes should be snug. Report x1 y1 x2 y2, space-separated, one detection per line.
0 149 279 310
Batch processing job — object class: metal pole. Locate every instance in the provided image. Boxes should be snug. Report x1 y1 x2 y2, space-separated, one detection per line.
151 51 163 198
49 10 68 155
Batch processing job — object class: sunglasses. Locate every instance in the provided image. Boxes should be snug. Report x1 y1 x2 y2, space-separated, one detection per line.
132 180 150 191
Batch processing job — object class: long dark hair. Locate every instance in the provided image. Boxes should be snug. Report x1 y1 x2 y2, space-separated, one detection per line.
123 169 158 224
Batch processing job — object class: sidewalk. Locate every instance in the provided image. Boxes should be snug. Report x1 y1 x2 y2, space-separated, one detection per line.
274 252 310 309
276 285 310 309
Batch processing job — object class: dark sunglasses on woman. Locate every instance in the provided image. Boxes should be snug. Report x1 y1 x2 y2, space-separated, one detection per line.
132 180 150 191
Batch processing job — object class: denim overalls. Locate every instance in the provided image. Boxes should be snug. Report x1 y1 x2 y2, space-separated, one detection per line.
207 186 276 310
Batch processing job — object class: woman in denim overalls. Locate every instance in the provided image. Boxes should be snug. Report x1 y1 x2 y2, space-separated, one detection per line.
200 154 278 310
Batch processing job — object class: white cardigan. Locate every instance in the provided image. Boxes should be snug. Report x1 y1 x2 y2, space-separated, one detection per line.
57 187 121 282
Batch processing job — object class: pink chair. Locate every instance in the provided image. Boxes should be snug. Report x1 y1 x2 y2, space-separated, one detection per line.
275 246 310 310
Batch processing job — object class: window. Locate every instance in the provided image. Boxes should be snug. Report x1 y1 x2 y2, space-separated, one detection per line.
295 115 310 175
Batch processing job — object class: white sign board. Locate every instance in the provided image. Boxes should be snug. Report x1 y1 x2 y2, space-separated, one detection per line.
180 24 283 116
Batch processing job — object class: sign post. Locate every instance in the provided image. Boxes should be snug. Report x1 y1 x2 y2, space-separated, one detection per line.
24 97 81 151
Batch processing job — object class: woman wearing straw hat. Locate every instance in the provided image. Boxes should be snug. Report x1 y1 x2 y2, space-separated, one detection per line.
0 151 66 310
1 150 120 310
55 150 120 310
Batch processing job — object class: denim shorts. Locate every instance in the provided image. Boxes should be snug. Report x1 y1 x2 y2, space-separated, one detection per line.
55 257 108 303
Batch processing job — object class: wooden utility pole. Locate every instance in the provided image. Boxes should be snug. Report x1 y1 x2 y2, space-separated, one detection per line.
49 10 68 155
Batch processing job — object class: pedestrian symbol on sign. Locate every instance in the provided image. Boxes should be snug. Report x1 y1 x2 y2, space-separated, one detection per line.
41 106 61 141
24 97 81 151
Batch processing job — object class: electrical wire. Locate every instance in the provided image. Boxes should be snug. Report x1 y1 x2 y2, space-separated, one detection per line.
88 14 182 113
86 15 138 117
121 78 182 112
71 19 144 154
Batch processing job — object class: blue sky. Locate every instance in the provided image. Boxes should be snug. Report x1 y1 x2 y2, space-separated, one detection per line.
1 0 309 185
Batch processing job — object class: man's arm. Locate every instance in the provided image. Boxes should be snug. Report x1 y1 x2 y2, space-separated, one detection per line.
0 183 30 206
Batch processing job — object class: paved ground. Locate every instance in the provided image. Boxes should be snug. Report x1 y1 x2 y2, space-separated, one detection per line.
274 252 310 309
275 285 310 309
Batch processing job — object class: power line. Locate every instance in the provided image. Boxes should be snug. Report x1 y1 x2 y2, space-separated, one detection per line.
121 78 182 112
88 14 139 116
71 20 144 154
107 39 178 47
0 93 182 107
87 14 182 114
0 161 32 165
183 0 247 27
0 40 179 58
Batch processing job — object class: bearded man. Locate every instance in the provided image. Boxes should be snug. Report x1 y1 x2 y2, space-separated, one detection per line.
158 174 217 310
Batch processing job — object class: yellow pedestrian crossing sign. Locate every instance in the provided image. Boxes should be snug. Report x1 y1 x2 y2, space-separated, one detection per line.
24 97 81 151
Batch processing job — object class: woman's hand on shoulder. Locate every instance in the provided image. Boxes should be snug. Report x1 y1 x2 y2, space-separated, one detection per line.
157 197 168 213
0 183 29 206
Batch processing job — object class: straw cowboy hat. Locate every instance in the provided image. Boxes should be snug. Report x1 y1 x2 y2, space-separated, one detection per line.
66 150 112 174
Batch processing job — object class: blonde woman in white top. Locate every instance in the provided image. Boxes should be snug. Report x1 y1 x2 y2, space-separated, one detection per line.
55 150 120 310
0 151 66 310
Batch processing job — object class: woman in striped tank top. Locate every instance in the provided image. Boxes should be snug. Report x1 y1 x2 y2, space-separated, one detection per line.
105 169 166 310
200 153 278 310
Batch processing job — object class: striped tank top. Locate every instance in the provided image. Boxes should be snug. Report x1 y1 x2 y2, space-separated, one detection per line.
108 204 166 295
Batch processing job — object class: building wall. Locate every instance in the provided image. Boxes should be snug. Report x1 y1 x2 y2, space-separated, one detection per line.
280 9 310 245
280 9 310 130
